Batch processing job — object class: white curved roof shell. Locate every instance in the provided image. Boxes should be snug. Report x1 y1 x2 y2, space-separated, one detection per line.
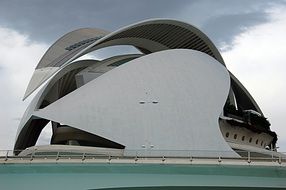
30 49 236 157
23 19 225 100
24 28 109 99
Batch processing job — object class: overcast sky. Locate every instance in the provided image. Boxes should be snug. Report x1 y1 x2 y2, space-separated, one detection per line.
0 0 286 152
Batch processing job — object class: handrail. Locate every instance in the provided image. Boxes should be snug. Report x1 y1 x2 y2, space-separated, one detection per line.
0 149 285 165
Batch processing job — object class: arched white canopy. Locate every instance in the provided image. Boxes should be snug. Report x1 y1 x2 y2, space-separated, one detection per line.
23 19 225 100
23 28 109 100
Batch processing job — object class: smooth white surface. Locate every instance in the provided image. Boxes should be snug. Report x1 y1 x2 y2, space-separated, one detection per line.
17 56 140 142
23 19 225 100
23 67 59 100
15 60 97 140
23 28 108 100
34 49 236 157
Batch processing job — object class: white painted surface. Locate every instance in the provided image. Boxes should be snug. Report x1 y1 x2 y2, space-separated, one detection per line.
16 60 97 140
24 19 226 100
34 49 236 157
23 28 109 100
23 67 59 100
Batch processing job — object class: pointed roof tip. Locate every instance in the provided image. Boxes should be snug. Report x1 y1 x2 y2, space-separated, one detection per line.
22 82 35 101
22 87 34 101
22 29 109 101
22 93 29 101
23 67 60 101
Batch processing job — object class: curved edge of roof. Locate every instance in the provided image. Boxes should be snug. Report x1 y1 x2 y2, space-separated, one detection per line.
74 18 225 65
36 28 109 69
15 54 143 150
15 59 99 150
23 28 109 100
229 72 263 115
23 19 225 100
128 18 225 64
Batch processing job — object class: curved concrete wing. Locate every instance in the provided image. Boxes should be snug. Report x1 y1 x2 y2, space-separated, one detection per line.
34 49 237 157
23 19 225 100
23 28 109 100
15 55 142 150
87 19 225 64
15 60 98 150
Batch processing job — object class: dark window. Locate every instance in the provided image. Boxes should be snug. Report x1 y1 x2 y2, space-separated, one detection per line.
108 57 137 67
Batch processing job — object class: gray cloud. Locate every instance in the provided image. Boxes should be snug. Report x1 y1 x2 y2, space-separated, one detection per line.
202 12 269 50
177 0 286 50
0 0 192 43
1 0 285 49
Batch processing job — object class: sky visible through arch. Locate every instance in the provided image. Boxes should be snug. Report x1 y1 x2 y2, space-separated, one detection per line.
0 0 286 152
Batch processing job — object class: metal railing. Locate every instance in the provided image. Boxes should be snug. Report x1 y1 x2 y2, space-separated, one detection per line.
0 149 285 166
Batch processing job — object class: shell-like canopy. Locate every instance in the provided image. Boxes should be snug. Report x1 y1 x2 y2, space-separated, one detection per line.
23 19 224 100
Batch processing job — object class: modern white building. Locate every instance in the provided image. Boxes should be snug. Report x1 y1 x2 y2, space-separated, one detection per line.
1 18 285 190
14 19 278 158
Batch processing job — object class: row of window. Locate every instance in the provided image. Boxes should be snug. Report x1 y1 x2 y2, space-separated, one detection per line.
65 36 104 51
225 132 266 147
